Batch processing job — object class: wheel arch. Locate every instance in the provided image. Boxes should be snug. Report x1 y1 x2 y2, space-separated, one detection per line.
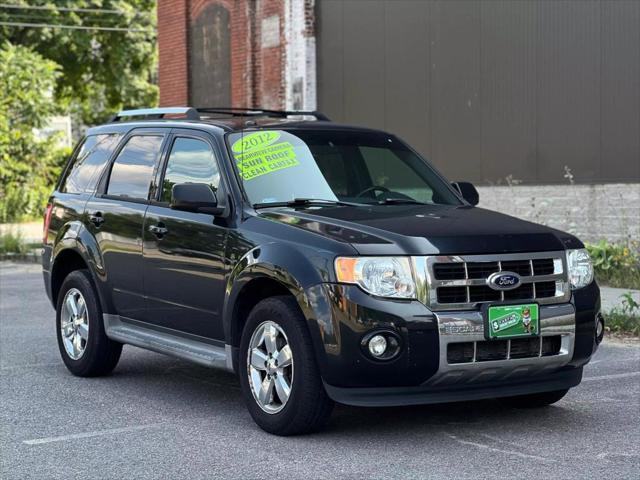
224 244 329 371
50 248 90 305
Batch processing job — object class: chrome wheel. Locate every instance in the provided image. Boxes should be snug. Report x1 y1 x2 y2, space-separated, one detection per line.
60 288 89 360
247 320 294 414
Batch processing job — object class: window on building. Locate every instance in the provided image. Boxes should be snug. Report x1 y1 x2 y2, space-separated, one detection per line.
107 135 164 200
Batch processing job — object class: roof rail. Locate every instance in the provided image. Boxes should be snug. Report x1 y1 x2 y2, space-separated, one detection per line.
110 107 200 122
196 107 331 122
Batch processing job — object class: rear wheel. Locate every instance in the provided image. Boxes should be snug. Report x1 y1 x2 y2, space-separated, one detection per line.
238 296 334 435
56 270 122 377
501 389 569 408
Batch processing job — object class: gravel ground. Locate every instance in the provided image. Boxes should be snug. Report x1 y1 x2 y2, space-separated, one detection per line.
1 262 639 479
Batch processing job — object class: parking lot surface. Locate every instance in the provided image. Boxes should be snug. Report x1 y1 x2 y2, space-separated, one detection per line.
1 263 639 479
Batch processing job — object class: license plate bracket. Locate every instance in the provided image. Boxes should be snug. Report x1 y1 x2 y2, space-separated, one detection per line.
484 303 539 340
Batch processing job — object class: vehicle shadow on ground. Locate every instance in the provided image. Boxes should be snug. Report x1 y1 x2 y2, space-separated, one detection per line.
105 349 596 437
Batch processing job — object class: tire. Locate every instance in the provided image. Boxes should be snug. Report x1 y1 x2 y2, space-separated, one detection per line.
238 296 334 435
501 389 569 408
56 269 122 377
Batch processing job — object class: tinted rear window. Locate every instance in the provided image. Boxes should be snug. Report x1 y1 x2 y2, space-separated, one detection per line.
107 135 164 200
60 134 122 193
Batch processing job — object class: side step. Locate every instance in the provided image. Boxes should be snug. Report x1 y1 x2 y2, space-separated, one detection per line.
103 314 233 371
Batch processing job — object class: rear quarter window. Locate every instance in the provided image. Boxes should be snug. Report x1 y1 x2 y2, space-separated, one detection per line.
60 134 123 194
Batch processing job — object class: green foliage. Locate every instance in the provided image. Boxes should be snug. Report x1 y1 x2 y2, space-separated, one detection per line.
586 240 640 290
0 1 158 124
0 42 70 222
0 230 29 254
607 293 640 337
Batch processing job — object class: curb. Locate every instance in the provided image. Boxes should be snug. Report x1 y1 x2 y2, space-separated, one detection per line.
0 249 42 264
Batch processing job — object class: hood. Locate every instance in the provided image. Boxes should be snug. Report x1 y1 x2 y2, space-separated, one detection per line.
258 204 582 255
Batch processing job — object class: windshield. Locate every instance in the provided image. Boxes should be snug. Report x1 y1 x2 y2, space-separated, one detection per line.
226 129 462 206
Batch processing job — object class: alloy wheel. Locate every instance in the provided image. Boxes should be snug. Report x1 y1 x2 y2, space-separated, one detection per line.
60 288 89 360
247 320 294 414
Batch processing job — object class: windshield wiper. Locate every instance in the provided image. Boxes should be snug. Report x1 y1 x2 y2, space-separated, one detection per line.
376 198 426 205
253 198 366 209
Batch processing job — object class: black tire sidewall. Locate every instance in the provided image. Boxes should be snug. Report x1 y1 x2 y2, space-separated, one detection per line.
238 296 331 434
55 270 111 376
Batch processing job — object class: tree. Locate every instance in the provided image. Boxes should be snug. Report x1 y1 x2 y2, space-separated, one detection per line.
0 42 69 222
0 1 158 124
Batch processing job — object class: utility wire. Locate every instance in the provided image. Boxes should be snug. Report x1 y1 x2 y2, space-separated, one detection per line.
0 3 150 16
1 12 134 26
0 21 153 33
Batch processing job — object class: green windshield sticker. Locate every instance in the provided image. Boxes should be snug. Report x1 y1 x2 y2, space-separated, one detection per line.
232 131 300 181
231 131 281 154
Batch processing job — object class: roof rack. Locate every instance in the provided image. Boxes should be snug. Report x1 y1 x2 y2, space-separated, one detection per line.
108 106 331 123
196 107 331 121
110 107 200 122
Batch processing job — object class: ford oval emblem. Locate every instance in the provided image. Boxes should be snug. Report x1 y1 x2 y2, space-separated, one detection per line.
487 271 521 291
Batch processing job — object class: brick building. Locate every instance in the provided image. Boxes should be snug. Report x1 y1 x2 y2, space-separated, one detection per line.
158 0 315 110
157 0 639 243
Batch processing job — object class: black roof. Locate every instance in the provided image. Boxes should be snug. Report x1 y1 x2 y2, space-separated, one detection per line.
87 107 389 136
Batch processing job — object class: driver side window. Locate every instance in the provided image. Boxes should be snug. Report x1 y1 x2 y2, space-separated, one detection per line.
161 137 220 202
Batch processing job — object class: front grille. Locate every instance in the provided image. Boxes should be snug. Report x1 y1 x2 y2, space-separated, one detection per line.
447 335 562 364
422 252 569 310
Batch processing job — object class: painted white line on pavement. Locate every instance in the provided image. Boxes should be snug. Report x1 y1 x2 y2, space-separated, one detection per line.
23 424 163 445
583 371 640 382
1 362 61 371
443 433 555 464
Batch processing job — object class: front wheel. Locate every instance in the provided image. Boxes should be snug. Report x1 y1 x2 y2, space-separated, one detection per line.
238 296 334 435
501 389 569 408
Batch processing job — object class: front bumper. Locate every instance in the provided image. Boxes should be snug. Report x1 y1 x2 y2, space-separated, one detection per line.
325 366 583 407
305 281 600 405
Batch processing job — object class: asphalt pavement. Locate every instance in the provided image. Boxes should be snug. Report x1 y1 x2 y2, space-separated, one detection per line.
1 262 639 479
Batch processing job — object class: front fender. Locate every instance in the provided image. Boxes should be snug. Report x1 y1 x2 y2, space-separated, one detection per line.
223 243 331 341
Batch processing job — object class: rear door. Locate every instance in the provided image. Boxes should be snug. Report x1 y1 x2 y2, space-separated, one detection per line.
141 129 229 340
85 128 169 319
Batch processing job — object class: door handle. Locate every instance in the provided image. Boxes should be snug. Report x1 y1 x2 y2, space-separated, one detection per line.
89 212 105 227
149 224 168 237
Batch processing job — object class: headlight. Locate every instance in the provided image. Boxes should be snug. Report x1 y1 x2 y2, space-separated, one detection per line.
566 248 594 290
335 256 416 299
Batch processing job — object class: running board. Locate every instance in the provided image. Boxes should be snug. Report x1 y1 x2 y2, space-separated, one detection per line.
103 314 233 371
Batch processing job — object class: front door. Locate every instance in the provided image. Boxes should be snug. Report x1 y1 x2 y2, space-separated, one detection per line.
141 131 229 340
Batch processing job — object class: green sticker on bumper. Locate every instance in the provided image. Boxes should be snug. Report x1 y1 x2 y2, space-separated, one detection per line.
487 303 539 339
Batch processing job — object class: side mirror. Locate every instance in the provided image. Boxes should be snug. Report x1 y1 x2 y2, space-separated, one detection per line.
170 183 224 215
452 181 479 206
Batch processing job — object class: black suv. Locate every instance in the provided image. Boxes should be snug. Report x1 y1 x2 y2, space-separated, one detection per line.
43 107 603 435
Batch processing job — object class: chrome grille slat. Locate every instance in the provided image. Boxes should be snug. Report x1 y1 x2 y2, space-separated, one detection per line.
412 251 570 311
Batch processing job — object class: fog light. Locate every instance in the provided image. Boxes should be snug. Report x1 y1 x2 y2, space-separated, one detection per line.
595 313 605 345
368 335 388 357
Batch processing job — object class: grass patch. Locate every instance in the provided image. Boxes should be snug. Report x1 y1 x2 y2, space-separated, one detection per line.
586 240 640 290
606 293 640 337
0 231 30 254
595 270 640 290
606 312 640 336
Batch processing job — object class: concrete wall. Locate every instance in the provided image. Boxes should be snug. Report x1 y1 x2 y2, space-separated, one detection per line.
477 183 640 244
